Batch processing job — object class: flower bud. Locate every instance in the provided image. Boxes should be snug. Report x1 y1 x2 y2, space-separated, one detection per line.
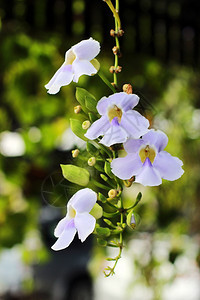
72 149 79 158
117 29 124 37
82 120 91 130
108 189 117 199
110 29 116 37
123 83 133 94
109 66 115 74
112 46 119 55
88 156 96 166
74 105 82 114
115 66 122 73
127 209 140 230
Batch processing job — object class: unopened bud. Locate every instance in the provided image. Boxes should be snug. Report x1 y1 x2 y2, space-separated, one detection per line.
88 156 96 166
117 29 124 37
109 66 115 73
123 83 133 94
115 66 122 73
110 29 116 37
108 189 117 199
112 46 119 55
82 120 91 130
72 149 79 158
74 105 82 114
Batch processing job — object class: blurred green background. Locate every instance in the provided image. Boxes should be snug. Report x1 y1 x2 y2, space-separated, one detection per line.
0 0 200 299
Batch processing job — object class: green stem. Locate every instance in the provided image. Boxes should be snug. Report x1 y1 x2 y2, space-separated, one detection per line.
113 0 120 86
98 70 116 93
91 179 110 191
103 0 121 29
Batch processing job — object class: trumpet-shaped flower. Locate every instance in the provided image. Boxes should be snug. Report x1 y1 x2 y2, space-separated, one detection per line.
45 38 100 94
52 188 97 251
85 92 149 146
111 129 184 186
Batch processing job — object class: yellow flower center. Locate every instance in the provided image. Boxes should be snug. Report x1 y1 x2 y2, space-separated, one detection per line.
66 50 76 65
139 145 156 164
68 206 76 219
108 105 122 123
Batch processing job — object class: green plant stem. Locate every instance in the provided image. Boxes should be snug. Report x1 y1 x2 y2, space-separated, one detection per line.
113 0 120 86
98 70 116 93
103 0 121 29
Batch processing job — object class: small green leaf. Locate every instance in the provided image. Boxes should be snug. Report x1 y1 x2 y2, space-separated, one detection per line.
86 141 99 156
76 87 97 113
70 118 88 141
96 227 111 237
88 112 98 123
97 238 107 247
90 203 103 219
100 174 109 182
61 164 90 186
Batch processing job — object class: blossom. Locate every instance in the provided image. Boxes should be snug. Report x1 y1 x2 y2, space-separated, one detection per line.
85 92 149 146
45 38 100 94
111 129 184 186
52 188 97 251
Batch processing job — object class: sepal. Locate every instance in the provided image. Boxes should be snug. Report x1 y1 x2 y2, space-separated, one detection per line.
60 164 90 186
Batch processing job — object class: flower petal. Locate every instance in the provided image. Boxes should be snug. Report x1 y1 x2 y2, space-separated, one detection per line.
142 129 168 152
85 116 110 140
72 59 97 82
135 158 162 186
70 188 97 213
54 216 68 238
45 64 74 94
51 219 76 251
111 153 142 180
97 96 110 115
124 139 144 154
108 92 140 111
99 122 127 146
153 151 184 181
75 212 96 242
72 38 100 61
120 110 149 139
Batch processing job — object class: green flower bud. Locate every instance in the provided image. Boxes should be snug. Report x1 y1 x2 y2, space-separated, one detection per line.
82 120 91 130
127 209 140 230
88 156 96 166
108 189 117 199
72 149 79 158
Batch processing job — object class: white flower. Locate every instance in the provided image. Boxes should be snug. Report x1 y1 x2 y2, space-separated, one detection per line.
51 188 97 251
45 38 100 94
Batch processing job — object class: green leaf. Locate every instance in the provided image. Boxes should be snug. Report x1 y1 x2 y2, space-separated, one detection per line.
60 164 90 186
76 87 97 113
86 141 99 156
70 118 88 141
96 227 111 237
88 112 98 123
97 238 107 247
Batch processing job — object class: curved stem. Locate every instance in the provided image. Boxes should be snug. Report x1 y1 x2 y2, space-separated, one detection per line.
98 70 116 93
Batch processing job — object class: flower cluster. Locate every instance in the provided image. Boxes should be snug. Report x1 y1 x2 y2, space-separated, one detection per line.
45 30 184 275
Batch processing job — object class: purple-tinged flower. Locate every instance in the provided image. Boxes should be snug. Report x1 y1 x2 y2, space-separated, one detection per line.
85 92 149 146
111 129 184 186
45 38 100 94
51 188 97 251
